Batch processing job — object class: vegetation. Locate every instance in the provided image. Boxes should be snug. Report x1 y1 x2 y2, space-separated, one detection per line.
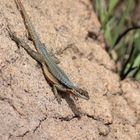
93 0 140 81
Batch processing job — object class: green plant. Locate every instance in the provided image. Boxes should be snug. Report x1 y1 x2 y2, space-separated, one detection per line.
93 0 140 81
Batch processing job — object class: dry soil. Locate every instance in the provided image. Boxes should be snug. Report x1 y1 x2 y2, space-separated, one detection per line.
0 0 140 140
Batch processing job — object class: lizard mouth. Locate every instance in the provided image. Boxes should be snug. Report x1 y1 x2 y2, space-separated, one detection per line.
69 89 89 100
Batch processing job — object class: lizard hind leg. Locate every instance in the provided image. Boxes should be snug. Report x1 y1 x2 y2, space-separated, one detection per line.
50 55 60 64
42 43 60 64
8 28 44 63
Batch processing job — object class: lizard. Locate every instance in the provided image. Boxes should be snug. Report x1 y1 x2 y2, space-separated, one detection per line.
8 0 89 103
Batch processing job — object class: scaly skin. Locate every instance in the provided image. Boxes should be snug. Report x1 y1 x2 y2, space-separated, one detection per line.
12 0 89 101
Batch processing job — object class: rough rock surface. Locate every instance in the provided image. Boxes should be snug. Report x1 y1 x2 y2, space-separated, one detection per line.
0 0 140 140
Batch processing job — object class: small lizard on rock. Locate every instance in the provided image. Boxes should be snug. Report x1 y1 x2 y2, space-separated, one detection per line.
8 0 89 103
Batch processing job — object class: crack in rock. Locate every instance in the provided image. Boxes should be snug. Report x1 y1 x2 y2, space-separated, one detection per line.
86 114 113 125
16 130 30 138
0 96 24 116
33 116 47 133
53 115 80 122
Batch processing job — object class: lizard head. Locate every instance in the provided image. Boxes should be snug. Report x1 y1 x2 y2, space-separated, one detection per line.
72 88 89 100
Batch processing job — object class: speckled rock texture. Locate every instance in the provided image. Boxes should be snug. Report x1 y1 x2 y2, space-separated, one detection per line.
0 0 140 140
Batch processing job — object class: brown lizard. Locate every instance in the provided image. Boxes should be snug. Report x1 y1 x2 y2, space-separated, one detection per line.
8 0 89 103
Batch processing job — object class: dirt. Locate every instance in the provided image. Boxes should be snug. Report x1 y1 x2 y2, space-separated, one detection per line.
0 0 140 140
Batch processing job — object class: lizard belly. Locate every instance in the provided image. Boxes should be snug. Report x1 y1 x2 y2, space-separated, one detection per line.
41 63 60 85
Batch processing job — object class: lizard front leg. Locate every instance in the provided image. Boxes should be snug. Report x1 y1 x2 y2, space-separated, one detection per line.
52 85 62 104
